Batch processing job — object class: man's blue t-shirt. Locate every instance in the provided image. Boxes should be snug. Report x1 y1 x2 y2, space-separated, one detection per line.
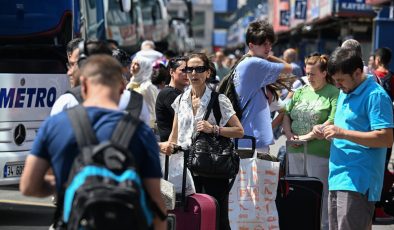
31 107 162 193
234 56 284 149
329 77 394 201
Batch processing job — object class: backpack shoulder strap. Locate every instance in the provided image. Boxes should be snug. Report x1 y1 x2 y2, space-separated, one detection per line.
66 105 98 147
217 54 251 93
212 92 222 125
125 89 143 118
111 113 141 148
65 86 83 104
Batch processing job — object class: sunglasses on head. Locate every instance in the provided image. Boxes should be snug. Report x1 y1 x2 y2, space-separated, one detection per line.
184 66 208 73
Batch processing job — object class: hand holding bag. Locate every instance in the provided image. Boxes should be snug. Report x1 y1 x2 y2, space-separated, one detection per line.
188 91 240 179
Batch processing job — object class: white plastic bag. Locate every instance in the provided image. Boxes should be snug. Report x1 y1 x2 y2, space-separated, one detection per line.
160 179 176 210
228 151 280 229
160 152 196 196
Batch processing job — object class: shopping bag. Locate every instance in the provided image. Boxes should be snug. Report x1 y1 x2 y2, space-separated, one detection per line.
160 152 196 197
228 150 280 229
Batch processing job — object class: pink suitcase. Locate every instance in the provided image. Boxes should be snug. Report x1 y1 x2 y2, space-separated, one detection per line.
165 149 219 230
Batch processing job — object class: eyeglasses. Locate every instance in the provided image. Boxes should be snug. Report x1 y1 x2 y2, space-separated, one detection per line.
184 66 208 73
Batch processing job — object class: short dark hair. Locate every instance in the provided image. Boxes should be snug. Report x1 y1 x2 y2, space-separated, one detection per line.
77 40 113 67
168 56 188 71
151 66 171 86
375 47 392 67
328 47 363 76
245 20 276 46
66 38 84 56
80 54 123 88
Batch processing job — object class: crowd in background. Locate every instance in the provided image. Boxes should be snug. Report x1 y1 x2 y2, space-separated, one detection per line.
19 19 394 230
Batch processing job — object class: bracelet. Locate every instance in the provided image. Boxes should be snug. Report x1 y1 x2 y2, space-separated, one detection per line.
218 126 221 136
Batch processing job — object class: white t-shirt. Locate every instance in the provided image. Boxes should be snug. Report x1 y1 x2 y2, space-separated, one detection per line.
50 89 150 125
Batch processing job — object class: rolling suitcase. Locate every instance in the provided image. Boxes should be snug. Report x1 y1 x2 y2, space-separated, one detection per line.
165 149 219 230
275 140 323 230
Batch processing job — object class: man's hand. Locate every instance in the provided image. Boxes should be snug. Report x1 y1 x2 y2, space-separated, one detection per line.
323 125 345 141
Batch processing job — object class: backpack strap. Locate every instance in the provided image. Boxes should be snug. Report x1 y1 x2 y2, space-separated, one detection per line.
111 113 141 148
125 89 143 118
111 113 167 221
65 86 84 104
67 105 98 147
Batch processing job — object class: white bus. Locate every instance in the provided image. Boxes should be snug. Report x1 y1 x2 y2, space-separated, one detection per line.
0 1 71 185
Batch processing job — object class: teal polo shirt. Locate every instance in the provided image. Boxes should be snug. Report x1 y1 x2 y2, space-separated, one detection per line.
329 77 394 201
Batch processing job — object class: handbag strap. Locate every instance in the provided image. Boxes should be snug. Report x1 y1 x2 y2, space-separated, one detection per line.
203 91 219 121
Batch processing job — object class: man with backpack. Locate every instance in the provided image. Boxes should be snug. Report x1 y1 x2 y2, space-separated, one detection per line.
20 55 166 229
220 20 293 154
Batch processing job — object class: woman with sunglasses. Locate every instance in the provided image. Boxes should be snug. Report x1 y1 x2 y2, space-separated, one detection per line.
282 54 339 230
166 53 244 230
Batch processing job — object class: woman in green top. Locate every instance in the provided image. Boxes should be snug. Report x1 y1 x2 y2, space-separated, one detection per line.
282 54 339 230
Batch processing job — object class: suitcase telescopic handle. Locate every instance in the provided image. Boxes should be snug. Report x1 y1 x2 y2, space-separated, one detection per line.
163 145 188 209
164 145 183 180
285 140 308 177
234 135 256 151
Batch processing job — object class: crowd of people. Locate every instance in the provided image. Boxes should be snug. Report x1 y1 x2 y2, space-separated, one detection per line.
18 19 394 230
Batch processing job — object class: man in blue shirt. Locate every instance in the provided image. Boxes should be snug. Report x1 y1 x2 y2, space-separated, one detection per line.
20 54 166 229
235 20 292 152
320 47 394 230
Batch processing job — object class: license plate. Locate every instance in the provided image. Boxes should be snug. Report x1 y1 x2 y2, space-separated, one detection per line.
4 161 24 178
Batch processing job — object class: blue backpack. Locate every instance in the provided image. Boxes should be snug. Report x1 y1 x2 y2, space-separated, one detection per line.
55 105 164 230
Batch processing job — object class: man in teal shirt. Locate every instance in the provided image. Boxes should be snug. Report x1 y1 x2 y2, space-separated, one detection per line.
321 47 394 230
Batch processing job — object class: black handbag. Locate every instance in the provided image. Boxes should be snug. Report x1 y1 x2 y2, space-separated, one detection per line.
188 91 240 179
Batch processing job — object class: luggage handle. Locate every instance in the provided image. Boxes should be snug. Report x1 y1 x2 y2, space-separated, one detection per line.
163 145 188 210
163 145 182 181
234 135 256 152
285 140 308 177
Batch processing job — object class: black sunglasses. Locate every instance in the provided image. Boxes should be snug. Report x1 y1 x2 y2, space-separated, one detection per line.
184 66 208 73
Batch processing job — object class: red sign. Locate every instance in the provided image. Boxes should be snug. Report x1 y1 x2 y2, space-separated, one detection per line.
273 0 291 32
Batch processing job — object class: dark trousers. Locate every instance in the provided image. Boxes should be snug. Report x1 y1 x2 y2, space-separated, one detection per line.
192 176 230 230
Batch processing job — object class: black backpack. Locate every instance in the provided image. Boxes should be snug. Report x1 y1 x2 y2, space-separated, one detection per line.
378 71 394 101
55 105 165 230
217 54 251 120
66 86 144 118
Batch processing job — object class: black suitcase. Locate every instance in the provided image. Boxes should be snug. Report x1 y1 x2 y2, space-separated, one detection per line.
275 140 323 230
